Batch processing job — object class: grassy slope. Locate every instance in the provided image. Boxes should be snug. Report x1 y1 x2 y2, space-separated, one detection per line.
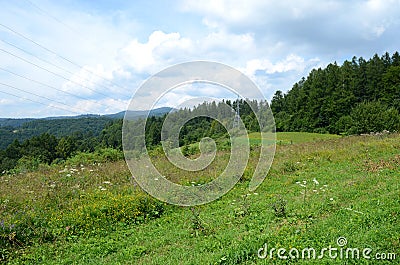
3 133 400 264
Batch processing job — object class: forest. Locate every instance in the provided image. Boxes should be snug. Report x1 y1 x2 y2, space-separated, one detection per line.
271 51 400 134
0 99 270 174
1 51 400 175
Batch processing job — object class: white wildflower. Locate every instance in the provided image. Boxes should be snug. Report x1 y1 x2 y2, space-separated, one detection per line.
312 178 319 185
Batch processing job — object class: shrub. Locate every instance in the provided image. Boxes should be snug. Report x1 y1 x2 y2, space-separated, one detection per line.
349 101 400 134
48 190 164 238
66 148 124 166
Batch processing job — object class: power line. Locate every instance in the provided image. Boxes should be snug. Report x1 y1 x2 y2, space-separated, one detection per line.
0 82 86 114
1 38 77 76
0 23 127 91
0 47 114 100
0 38 125 96
0 88 81 115
24 0 79 35
0 67 113 110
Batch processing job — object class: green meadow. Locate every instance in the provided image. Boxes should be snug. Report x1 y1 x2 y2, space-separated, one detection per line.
1 132 399 264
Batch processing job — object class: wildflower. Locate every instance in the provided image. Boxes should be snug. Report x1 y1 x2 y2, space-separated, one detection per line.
66 174 71 177
103 181 111 185
299 184 306 188
330 198 334 201
302 180 307 185
312 178 319 185
253 192 258 195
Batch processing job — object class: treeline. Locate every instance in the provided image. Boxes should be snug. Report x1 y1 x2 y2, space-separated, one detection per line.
0 99 273 173
0 120 123 174
271 51 400 134
124 99 274 152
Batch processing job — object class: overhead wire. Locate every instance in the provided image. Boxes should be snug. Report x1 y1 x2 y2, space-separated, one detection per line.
0 66 114 110
0 38 127 97
0 23 128 92
0 82 90 114
24 0 79 35
0 86 81 115
0 47 115 100
0 2 132 116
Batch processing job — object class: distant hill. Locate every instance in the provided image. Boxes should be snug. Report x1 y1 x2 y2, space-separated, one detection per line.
0 118 35 127
105 107 174 119
0 107 173 150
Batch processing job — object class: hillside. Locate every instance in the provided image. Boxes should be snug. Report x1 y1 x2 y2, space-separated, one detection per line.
1 133 398 264
0 107 173 150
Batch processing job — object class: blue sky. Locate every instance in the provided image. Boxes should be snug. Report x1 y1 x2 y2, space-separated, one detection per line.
0 0 399 117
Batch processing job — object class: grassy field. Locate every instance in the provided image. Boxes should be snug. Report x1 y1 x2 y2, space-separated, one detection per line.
234 132 341 146
1 133 399 264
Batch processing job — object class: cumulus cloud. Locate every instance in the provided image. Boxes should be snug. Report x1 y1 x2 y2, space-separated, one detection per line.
62 64 113 96
181 0 400 56
118 31 194 73
2 0 400 117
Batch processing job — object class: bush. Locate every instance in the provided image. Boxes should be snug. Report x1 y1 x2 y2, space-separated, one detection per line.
0 190 165 262
349 101 400 134
48 190 164 238
66 148 124 166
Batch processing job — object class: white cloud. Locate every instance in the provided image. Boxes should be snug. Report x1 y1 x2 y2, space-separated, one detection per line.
1 1 400 118
0 98 15 105
118 31 194 73
181 0 400 56
62 64 114 96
